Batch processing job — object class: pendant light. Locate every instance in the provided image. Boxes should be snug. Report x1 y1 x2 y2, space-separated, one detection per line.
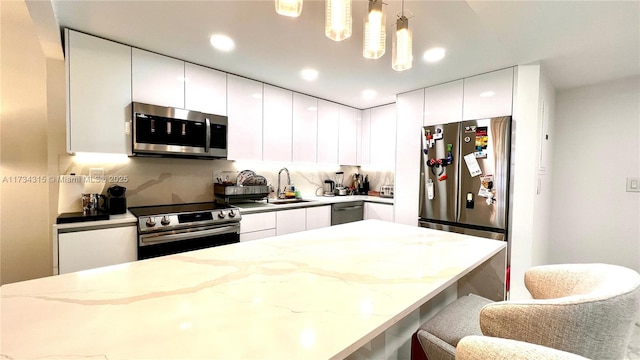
392 0 412 71
275 0 303 17
325 0 352 41
363 0 386 59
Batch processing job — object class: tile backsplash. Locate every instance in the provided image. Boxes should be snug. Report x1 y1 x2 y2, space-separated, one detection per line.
58 154 394 210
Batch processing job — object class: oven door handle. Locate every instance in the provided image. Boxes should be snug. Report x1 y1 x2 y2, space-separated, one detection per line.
140 223 239 246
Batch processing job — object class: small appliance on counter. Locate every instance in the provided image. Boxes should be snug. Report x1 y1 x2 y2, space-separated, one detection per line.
323 179 335 196
106 185 127 214
380 185 394 198
334 171 348 196
57 192 109 224
82 193 106 213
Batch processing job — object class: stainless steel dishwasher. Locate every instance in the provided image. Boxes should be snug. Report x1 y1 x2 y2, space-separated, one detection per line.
331 201 364 225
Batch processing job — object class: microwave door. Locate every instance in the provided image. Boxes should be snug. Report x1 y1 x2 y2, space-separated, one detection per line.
207 115 228 158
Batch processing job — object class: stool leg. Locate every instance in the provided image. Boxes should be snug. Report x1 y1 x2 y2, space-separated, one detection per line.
411 332 429 360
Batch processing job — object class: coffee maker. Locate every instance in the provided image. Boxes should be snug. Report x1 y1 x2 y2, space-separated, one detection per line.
106 185 127 214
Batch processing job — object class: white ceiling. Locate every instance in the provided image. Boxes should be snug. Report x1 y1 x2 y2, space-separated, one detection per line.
48 0 639 109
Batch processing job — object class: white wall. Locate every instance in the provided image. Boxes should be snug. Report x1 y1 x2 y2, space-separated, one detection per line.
550 76 640 272
0 0 52 284
531 70 555 268
509 64 556 299
509 66 539 299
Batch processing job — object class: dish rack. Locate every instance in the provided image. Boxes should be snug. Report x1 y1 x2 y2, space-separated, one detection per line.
214 170 270 204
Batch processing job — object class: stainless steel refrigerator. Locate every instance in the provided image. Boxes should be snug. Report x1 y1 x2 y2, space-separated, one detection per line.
418 116 513 241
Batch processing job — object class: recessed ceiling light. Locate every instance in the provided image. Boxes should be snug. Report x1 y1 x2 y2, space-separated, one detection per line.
209 34 235 52
423 47 446 63
362 89 377 99
301 69 319 81
480 91 495 97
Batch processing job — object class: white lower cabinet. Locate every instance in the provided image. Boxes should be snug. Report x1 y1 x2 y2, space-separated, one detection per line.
276 208 306 236
240 205 332 241
306 205 331 230
57 226 137 274
364 202 394 222
240 212 276 241
240 229 276 242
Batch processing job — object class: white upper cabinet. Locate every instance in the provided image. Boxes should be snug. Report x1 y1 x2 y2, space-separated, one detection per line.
394 88 424 226
370 104 396 169
184 63 227 115
463 68 514 120
424 80 463 126
263 85 293 163
66 29 132 155
227 75 263 161
292 93 318 163
338 105 358 165
132 48 185 108
317 100 340 164
359 109 372 166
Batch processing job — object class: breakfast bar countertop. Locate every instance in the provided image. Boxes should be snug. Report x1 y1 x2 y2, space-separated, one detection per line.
1 220 505 360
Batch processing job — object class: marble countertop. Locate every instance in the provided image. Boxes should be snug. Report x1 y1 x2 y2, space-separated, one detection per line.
2 220 505 360
53 211 137 230
235 195 393 214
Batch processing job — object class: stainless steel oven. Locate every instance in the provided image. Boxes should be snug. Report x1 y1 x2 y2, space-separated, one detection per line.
132 102 227 159
129 202 241 260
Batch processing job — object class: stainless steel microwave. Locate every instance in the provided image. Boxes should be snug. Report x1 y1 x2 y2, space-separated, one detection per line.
132 102 227 159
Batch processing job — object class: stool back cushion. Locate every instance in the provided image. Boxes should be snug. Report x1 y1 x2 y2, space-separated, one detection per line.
479 263 640 360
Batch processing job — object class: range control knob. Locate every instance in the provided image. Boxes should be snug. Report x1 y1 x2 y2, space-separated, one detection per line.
228 209 236 218
218 211 226 219
145 217 157 227
161 216 171 226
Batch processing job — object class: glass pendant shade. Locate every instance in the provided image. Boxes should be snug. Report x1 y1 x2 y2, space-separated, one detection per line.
363 0 386 59
325 0 352 41
275 0 303 17
392 16 412 71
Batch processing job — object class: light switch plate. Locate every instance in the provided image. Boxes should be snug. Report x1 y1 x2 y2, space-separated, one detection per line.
626 177 640 192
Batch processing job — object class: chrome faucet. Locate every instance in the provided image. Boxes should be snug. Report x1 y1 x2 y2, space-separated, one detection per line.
277 167 291 199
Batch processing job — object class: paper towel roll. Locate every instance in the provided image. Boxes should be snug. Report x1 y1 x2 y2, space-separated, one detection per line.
57 175 84 214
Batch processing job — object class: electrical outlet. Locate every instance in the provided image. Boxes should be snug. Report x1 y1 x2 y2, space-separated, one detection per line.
89 168 104 182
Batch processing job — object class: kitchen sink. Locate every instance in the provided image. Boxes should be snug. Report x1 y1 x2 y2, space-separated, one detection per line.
268 199 312 205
